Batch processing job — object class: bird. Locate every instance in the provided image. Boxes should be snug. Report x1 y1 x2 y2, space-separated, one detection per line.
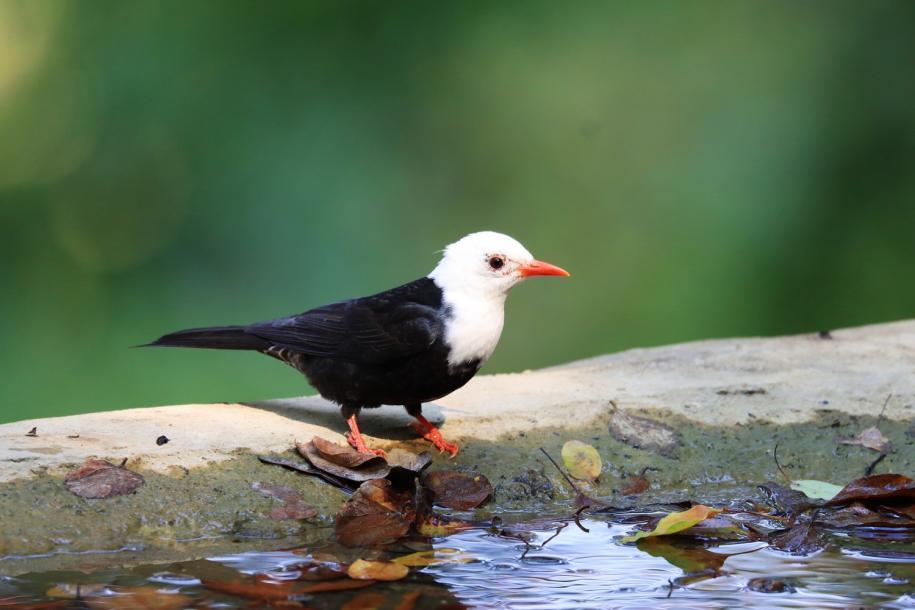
144 231 569 457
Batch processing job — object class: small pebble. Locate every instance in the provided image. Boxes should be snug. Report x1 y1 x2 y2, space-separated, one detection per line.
156 435 170 446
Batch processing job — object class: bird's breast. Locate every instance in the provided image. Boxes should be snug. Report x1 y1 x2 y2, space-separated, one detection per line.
440 295 505 368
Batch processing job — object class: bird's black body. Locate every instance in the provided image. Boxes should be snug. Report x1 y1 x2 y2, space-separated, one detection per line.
148 278 481 414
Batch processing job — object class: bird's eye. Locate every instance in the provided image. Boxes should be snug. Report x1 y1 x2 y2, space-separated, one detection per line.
488 256 504 270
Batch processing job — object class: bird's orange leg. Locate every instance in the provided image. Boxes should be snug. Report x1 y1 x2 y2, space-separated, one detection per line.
345 414 386 457
410 414 459 458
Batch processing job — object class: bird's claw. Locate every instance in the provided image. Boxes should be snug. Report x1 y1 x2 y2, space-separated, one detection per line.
410 421 460 458
345 432 387 458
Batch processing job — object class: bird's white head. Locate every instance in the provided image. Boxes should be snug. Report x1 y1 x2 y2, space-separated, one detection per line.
428 231 569 301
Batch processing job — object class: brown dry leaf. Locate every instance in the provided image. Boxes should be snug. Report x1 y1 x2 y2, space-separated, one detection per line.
335 479 415 547
768 521 826 555
839 426 892 453
393 591 422 610
87 587 190 610
203 579 293 601
312 436 385 469
298 440 391 482
826 474 915 506
423 471 492 510
342 592 387 610
64 459 145 499
561 440 602 482
347 559 409 581
386 448 433 474
251 481 318 520
620 474 649 496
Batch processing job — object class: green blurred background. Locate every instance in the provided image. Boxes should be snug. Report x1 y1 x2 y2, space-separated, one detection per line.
2 1 914 424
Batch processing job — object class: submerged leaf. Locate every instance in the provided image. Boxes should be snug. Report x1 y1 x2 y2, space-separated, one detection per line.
621 505 721 543
86 587 190 610
790 480 843 501
64 459 145 499
561 440 602 482
393 548 472 567
636 538 727 574
423 471 492 510
347 559 409 581
203 579 293 601
826 474 915 506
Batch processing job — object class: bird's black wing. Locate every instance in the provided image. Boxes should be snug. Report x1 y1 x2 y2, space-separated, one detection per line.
245 281 443 365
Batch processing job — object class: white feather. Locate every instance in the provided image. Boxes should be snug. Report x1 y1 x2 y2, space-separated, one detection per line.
428 231 535 368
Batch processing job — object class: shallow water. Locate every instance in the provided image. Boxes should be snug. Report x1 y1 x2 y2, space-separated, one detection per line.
3 517 914 609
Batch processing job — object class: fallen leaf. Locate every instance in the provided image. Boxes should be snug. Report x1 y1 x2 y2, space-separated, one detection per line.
251 481 318 520
347 559 409 581
416 511 471 537
840 426 892 453
342 592 387 610
758 482 820 514
422 471 492 510
335 479 415 547
295 561 348 581
790 480 843 501
675 514 759 541
393 549 472 567
312 436 386 468
607 407 680 457
768 521 826 555
561 440 602 482
621 505 721 543
393 591 422 610
826 474 915 506
298 440 391 482
87 587 191 610
297 579 377 594
747 577 793 593
64 459 145 499
202 579 293 601
620 474 649 496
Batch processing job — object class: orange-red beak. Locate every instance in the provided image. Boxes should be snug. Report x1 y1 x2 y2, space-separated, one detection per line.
518 260 571 278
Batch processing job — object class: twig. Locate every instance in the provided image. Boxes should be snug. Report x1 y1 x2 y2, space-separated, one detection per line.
877 393 892 427
539 447 584 496
773 444 792 485
573 505 591 532
864 452 887 476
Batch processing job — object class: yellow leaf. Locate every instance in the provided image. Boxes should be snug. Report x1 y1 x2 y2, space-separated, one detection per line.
621 505 721 543
561 440 602 481
393 548 472 567
346 559 409 581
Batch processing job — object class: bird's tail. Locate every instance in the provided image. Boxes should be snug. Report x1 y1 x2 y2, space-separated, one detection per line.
142 325 269 351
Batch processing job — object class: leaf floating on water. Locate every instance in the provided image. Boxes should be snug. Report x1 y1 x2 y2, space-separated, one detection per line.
839 426 892 454
346 559 409 581
561 440 602 482
64 459 145 499
335 479 415 547
298 439 391 482
422 470 492 510
826 473 915 506
620 505 721 543
790 480 843 501
393 549 472 567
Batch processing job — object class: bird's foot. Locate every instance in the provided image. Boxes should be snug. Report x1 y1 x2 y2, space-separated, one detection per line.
344 414 387 458
410 417 459 458
345 432 387 458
